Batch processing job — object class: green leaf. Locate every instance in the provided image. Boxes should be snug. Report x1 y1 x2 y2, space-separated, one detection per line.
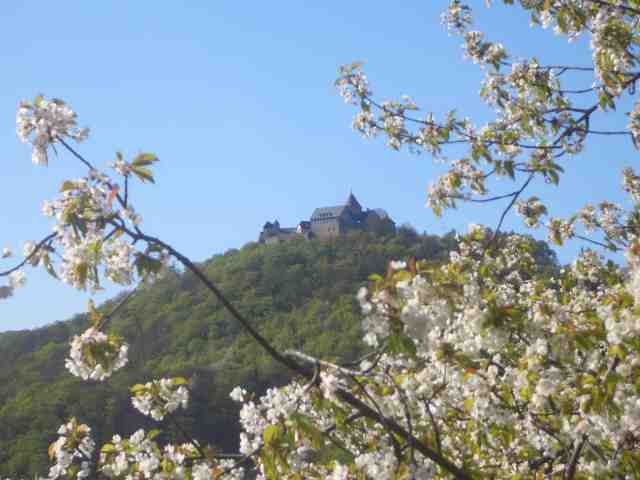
75 263 88 288
263 425 281 447
131 166 155 184
392 270 412 282
504 161 515 179
261 452 278 480
464 398 474 413
388 333 417 358
60 181 76 192
134 253 163 277
129 383 147 394
334 408 348 431
100 443 117 454
42 254 58 280
87 299 102 325
148 429 162 440
132 153 159 167
290 413 322 449
171 377 190 386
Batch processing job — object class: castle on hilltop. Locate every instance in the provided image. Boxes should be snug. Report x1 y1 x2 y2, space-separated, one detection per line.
259 193 395 244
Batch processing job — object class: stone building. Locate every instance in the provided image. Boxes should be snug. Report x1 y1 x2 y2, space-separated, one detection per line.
258 193 394 244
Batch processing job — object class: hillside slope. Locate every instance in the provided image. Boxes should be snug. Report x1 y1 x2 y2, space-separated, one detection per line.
0 229 547 477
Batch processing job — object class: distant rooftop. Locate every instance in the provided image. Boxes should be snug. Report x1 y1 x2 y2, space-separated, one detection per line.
310 206 346 221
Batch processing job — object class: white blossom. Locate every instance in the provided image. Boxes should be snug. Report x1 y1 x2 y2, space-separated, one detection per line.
16 96 88 166
8 271 26 289
65 327 128 381
131 377 189 421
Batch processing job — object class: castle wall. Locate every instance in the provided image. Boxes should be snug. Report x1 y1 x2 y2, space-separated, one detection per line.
311 218 341 239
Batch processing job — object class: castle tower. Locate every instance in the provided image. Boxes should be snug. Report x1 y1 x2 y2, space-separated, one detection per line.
345 191 362 217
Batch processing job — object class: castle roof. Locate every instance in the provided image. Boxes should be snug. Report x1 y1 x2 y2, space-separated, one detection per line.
311 192 364 221
373 208 391 220
311 205 346 221
346 192 361 209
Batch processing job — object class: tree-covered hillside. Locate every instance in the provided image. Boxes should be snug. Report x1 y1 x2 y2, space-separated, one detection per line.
0 229 477 477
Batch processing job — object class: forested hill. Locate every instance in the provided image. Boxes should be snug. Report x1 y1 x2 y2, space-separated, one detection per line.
0 229 553 477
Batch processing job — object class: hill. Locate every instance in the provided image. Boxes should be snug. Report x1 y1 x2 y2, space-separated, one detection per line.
0 229 554 477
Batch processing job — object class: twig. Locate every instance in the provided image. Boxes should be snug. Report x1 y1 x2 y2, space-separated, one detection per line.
489 172 535 244
285 350 371 377
573 234 618 252
0 232 57 276
96 287 138 330
564 436 587 480
425 400 443 455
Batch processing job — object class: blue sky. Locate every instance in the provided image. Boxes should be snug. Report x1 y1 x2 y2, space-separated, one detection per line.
0 2 635 331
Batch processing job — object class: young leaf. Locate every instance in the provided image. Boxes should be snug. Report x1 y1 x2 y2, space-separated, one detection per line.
132 153 159 167
131 166 155 184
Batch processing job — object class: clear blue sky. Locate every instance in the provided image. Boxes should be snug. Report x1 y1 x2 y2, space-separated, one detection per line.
0 2 635 331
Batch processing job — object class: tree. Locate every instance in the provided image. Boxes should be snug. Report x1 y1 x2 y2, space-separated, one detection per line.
4 1 640 478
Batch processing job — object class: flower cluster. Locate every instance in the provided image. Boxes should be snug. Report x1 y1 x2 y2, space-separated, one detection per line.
131 377 190 421
623 166 640 203
547 216 575 245
630 101 640 147
99 429 244 479
440 0 472 35
16 96 88 166
65 327 128 381
27 155 167 295
335 62 370 105
590 9 635 93
463 30 507 69
516 196 547 228
47 418 95 479
8 271 26 289
43 175 139 291
427 158 488 215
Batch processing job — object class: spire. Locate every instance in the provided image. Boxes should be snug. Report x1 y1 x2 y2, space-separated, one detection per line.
346 191 362 212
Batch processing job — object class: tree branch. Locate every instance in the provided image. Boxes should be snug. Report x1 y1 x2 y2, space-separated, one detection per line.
564 436 587 480
0 232 57 277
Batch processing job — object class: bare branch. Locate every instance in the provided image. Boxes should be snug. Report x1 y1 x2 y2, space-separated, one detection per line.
0 232 57 277
285 349 370 377
490 172 535 241
573 234 619 252
425 400 443 455
96 287 139 330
